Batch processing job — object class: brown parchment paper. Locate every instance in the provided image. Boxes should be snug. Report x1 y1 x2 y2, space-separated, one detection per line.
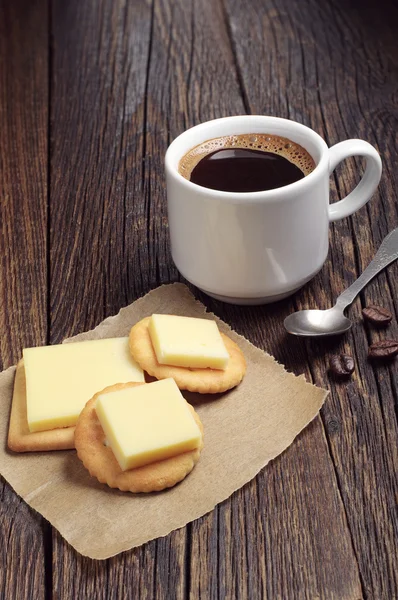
0 283 328 559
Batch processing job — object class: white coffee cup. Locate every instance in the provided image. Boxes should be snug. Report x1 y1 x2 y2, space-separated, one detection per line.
165 116 382 305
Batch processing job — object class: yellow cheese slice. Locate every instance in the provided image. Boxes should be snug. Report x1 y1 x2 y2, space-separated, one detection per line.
95 378 202 471
148 314 229 370
23 337 145 433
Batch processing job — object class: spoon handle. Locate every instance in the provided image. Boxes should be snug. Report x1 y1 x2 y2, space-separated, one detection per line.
336 227 398 309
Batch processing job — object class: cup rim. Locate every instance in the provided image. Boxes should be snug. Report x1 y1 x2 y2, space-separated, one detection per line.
165 115 329 202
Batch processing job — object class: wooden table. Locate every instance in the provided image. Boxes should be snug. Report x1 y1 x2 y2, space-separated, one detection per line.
1 0 397 597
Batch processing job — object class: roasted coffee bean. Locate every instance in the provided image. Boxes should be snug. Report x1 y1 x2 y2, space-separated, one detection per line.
362 305 392 326
329 354 355 378
368 340 398 360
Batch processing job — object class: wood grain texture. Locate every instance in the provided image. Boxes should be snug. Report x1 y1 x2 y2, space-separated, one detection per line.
50 0 153 339
0 0 48 368
224 0 398 597
0 0 49 597
50 1 188 598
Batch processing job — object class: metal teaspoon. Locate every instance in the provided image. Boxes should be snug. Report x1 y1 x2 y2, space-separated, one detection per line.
284 227 398 337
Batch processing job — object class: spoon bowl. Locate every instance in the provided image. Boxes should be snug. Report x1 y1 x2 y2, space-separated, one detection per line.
284 307 352 337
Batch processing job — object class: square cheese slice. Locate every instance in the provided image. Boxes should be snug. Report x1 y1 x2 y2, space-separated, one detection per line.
95 378 202 471
23 337 145 433
148 314 229 369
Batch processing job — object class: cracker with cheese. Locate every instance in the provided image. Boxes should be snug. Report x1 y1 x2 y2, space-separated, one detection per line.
75 381 204 493
8 338 145 453
129 315 246 393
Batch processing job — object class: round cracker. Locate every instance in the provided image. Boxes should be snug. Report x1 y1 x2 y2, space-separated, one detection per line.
75 382 204 493
129 317 246 394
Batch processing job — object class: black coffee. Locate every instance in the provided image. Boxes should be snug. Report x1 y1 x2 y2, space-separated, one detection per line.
179 133 315 193
191 147 306 192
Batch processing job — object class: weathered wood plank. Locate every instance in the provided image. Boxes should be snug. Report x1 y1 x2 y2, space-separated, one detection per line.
0 0 48 367
299 1 398 596
0 0 49 597
51 0 153 339
225 0 398 597
50 1 189 597
53 529 188 600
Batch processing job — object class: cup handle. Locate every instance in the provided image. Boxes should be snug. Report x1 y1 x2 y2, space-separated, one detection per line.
328 140 382 222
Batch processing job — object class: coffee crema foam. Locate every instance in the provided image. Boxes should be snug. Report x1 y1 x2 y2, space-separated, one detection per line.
179 133 316 181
